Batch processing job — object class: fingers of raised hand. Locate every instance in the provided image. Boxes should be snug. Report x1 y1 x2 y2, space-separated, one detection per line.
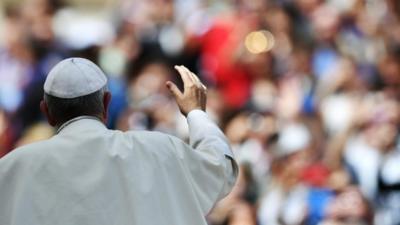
166 81 183 99
190 71 205 90
174 65 193 88
174 65 207 92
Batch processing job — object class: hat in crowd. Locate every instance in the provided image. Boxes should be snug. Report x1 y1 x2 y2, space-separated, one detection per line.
44 58 107 99
275 123 311 158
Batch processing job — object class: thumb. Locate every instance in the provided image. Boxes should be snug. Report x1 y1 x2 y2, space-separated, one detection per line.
166 81 182 99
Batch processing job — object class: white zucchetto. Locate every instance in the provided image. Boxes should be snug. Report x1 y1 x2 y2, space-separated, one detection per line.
44 58 107 98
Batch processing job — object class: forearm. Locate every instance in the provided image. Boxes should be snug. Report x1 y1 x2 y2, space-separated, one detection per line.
187 109 238 199
187 110 233 159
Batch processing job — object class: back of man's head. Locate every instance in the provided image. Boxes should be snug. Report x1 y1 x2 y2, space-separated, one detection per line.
41 58 109 127
44 87 106 126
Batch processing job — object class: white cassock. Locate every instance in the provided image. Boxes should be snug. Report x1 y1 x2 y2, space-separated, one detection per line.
0 110 238 225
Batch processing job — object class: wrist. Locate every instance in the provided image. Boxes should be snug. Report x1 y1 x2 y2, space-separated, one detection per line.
186 109 207 118
184 107 204 117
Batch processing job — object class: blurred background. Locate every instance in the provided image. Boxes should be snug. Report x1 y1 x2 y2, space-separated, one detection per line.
0 0 399 224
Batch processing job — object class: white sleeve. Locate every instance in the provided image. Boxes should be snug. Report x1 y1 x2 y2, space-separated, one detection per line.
186 109 238 211
187 110 234 159
167 109 238 214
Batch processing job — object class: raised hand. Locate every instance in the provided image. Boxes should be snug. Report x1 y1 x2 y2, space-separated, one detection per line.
166 65 207 116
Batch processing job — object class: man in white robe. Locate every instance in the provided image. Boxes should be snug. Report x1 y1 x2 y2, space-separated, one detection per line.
0 58 238 225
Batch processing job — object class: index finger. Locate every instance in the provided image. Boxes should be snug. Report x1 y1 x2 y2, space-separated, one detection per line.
181 66 202 87
174 65 193 87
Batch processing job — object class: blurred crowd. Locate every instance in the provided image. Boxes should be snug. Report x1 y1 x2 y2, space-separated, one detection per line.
0 0 400 224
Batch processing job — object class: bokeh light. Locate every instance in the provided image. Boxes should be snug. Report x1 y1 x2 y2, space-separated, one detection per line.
244 30 275 54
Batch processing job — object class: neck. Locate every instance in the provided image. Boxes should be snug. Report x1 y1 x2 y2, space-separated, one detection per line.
56 115 104 134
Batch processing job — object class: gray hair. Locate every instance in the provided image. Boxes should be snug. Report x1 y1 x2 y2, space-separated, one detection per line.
44 86 107 125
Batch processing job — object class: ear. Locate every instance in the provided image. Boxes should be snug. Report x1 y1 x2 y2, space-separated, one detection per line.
40 100 57 126
102 91 112 123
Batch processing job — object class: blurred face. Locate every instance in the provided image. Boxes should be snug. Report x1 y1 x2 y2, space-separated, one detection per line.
266 8 292 34
273 149 311 188
23 0 51 16
378 56 400 86
236 0 267 19
205 88 225 122
30 14 54 43
325 187 370 223
363 97 399 151
228 203 257 225
225 113 250 144
130 63 170 102
4 16 25 48
311 5 340 41
295 0 322 15
365 122 398 151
